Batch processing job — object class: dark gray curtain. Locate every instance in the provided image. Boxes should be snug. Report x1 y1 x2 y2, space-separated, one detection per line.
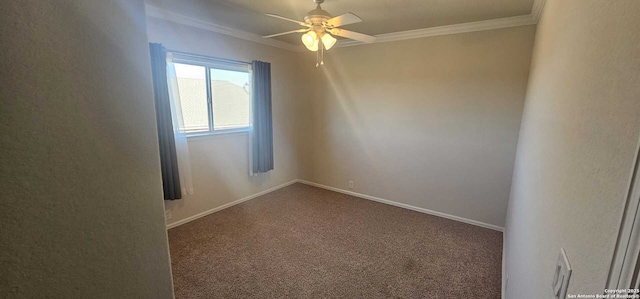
251 61 274 173
149 43 181 200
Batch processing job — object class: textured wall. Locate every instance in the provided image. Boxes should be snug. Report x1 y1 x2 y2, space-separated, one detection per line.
299 26 536 228
145 18 305 226
503 1 640 297
0 1 174 297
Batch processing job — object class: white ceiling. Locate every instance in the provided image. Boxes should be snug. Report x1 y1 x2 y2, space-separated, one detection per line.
146 0 536 44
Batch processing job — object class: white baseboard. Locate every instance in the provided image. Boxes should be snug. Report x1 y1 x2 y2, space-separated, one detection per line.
298 180 504 232
167 178 504 232
502 236 508 299
166 179 299 229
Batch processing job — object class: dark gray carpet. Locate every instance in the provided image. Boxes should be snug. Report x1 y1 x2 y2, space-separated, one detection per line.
168 183 502 298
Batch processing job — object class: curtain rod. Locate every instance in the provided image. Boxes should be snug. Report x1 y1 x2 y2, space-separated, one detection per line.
165 49 251 65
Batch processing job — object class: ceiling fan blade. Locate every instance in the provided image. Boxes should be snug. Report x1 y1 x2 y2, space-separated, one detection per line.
329 28 376 43
263 29 309 39
326 13 362 27
265 13 310 27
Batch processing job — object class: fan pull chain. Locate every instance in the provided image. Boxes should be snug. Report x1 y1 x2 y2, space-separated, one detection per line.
320 42 324 65
315 41 324 67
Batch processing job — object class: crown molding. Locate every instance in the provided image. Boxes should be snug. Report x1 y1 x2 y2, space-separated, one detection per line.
146 0 548 51
336 14 537 48
144 4 304 52
531 0 547 22
336 0 547 48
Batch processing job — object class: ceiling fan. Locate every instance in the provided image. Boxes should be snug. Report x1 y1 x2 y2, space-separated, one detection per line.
263 0 376 66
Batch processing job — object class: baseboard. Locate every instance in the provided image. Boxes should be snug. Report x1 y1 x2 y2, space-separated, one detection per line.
502 236 507 299
166 179 299 229
167 178 505 232
298 180 504 232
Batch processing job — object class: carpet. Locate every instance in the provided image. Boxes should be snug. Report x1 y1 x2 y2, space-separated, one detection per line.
168 183 502 298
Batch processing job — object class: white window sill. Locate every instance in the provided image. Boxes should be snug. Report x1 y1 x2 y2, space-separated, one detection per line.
186 127 250 140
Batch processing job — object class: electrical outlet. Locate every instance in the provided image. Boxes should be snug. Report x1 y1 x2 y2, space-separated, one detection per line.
165 210 172 221
552 248 572 299
348 180 354 189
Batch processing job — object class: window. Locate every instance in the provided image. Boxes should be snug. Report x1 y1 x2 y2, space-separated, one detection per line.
172 55 251 136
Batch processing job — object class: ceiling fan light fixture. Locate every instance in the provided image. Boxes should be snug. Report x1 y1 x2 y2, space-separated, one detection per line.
321 33 337 50
264 0 376 64
302 31 319 51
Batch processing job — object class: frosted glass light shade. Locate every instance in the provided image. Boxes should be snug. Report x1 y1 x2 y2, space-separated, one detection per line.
321 33 337 50
302 31 319 51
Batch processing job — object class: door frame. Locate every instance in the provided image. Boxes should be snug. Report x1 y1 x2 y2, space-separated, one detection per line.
607 138 640 289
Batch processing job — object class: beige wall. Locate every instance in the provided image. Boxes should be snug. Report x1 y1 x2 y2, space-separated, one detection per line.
150 22 535 230
145 18 305 226
503 1 640 297
300 26 536 228
0 1 174 297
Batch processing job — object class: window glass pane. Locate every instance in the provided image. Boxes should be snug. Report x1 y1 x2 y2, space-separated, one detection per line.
210 68 250 130
174 63 209 133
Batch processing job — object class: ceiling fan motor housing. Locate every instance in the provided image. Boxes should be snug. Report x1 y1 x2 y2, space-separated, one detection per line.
304 3 332 27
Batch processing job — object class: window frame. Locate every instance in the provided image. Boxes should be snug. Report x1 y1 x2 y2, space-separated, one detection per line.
170 53 252 137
